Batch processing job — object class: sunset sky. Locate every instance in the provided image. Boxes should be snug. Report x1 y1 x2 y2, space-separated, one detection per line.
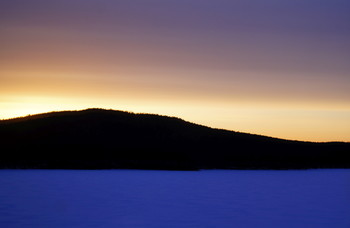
1 0 349 142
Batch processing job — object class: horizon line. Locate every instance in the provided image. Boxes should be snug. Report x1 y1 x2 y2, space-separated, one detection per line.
1 107 349 144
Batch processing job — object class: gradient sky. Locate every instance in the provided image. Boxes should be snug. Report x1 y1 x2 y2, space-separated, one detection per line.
1 0 350 142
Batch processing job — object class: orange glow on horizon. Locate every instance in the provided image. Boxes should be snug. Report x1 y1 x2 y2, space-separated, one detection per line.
1 68 350 142
1 91 349 143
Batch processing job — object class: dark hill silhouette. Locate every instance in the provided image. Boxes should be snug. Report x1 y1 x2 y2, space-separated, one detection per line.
0 108 349 170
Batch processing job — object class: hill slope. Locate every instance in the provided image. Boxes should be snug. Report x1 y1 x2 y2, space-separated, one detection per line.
0 108 349 170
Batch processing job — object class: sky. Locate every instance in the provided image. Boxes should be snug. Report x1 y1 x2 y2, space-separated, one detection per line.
1 0 349 142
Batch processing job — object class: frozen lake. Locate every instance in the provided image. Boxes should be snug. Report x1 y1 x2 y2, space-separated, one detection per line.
0 169 349 228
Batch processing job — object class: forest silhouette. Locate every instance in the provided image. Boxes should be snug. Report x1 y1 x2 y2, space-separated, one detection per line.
0 108 349 170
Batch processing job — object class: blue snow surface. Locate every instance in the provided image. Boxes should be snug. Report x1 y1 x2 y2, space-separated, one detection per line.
0 169 349 228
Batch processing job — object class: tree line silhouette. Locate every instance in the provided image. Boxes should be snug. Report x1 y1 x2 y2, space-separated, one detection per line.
0 108 349 170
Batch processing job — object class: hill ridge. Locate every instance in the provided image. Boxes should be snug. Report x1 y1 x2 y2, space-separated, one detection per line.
0 108 349 170
0 108 293 142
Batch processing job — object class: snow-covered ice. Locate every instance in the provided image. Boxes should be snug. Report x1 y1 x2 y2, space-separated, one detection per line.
0 169 349 228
